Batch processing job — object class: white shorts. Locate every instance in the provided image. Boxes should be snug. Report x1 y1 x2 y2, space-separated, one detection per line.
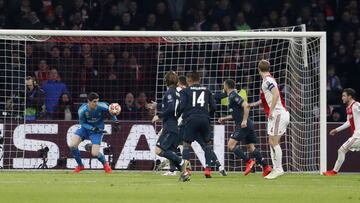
267 111 290 136
341 136 360 152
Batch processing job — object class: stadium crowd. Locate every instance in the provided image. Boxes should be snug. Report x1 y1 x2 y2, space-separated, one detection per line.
1 0 358 121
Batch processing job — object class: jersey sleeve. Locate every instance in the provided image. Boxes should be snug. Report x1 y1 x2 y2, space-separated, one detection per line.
78 108 93 130
265 77 277 91
233 94 244 106
158 91 176 119
177 90 187 116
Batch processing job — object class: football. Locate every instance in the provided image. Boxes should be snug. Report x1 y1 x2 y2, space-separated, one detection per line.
109 103 121 115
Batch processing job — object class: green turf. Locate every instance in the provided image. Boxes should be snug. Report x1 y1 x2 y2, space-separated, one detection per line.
0 171 359 203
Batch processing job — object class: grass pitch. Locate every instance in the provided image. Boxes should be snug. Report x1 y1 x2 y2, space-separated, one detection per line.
0 171 359 203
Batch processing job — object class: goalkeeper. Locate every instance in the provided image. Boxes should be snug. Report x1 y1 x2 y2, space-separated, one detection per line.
68 92 119 173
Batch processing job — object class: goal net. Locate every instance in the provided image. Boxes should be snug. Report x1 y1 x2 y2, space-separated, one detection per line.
0 28 326 172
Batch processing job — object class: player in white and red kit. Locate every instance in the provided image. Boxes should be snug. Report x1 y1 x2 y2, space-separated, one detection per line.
323 88 360 176
249 60 290 179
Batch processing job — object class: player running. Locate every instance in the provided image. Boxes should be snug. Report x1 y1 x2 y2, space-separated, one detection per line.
151 71 186 175
218 79 272 177
69 92 119 173
177 71 218 181
323 88 360 176
248 60 290 179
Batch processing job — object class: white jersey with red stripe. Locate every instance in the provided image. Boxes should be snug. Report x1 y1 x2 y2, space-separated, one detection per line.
260 74 287 116
344 101 360 138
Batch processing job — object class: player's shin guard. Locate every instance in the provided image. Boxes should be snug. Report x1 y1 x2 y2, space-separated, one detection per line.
70 147 83 166
233 146 249 162
97 153 106 165
273 145 283 171
251 149 267 167
333 148 347 172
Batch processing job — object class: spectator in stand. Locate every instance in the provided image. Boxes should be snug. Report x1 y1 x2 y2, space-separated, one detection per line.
54 92 77 120
25 76 45 120
121 12 136 30
145 13 159 30
155 1 171 30
48 45 61 70
34 59 49 86
42 68 69 119
101 4 121 30
327 65 342 104
120 92 138 120
234 12 251 30
102 52 120 102
128 1 143 26
135 91 149 120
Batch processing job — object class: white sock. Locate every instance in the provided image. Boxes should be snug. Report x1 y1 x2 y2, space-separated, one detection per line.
333 148 346 172
270 146 276 169
274 145 283 172
219 165 224 171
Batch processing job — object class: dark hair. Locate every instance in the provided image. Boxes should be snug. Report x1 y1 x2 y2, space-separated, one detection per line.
178 75 187 86
186 71 200 82
224 79 235 89
343 88 356 98
165 71 178 87
87 92 99 101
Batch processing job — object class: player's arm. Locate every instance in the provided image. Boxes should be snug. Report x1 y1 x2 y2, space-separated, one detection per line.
218 115 233 124
241 101 250 128
269 84 280 118
153 92 175 123
330 120 350 136
248 99 262 107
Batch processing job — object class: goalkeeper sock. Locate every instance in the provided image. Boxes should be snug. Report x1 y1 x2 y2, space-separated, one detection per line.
97 153 106 165
70 147 83 166
273 145 283 171
251 149 267 167
333 148 347 172
234 146 249 162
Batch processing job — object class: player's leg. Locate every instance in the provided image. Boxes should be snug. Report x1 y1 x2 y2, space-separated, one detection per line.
89 133 112 173
228 129 249 162
69 128 86 173
155 132 183 172
265 111 289 179
323 137 360 176
244 126 272 176
198 138 227 176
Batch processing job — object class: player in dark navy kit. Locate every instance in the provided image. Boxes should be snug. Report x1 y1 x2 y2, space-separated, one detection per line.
218 79 272 177
150 71 185 174
177 71 219 181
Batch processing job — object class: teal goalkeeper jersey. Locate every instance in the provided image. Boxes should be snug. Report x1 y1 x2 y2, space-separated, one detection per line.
78 102 117 131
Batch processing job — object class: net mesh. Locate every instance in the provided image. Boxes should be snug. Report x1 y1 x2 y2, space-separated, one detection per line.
156 27 322 172
0 26 322 171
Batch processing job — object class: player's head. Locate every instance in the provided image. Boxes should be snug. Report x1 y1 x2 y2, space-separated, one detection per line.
258 59 270 73
223 79 235 94
87 92 99 110
342 88 356 104
186 71 201 85
178 75 188 88
165 71 178 87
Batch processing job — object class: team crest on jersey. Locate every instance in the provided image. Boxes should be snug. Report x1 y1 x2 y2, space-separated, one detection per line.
85 112 89 118
229 108 233 112
235 97 240 102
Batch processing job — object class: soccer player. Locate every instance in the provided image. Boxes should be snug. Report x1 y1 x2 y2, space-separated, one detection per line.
323 88 360 176
150 71 185 174
177 71 217 181
248 60 290 179
218 79 272 177
68 92 119 173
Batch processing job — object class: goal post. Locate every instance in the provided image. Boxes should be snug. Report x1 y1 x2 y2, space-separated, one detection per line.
0 29 326 172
